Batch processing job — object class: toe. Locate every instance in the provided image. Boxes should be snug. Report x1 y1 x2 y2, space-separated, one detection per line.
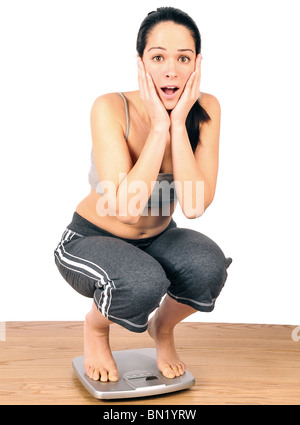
109 369 119 382
85 363 93 379
178 363 186 375
171 363 181 377
100 369 109 382
87 367 96 380
162 365 176 379
92 368 100 380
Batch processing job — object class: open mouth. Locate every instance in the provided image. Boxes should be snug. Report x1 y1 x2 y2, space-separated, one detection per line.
161 86 179 96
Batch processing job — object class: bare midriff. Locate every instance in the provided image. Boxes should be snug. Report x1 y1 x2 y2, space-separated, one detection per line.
76 188 176 239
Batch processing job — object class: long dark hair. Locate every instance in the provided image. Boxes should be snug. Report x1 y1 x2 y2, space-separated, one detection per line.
136 7 211 152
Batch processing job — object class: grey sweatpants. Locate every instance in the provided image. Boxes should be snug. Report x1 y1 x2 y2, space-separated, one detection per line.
54 212 232 333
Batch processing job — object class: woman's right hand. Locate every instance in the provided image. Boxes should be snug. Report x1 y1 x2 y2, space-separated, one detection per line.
137 57 170 130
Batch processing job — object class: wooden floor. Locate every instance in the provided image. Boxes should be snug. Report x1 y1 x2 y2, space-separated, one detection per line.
0 321 299 405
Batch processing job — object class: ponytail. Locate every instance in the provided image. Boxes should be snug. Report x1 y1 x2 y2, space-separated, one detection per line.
186 99 211 152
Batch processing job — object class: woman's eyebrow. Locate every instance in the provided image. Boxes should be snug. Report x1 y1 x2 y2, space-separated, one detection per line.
147 46 166 52
148 46 194 53
177 48 194 53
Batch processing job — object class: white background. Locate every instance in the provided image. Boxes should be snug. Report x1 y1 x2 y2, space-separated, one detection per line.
1 0 299 325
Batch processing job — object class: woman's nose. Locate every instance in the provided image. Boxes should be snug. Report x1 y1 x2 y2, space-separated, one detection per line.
165 60 178 78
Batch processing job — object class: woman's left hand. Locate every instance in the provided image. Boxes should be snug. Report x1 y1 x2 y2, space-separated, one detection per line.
170 54 202 125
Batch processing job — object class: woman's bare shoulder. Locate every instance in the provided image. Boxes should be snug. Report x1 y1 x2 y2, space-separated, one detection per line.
200 92 221 115
91 92 125 114
92 90 139 107
90 93 131 137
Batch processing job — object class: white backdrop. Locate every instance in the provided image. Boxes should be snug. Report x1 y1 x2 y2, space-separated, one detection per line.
1 0 299 325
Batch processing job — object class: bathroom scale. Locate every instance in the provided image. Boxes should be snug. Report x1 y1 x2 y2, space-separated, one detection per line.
72 348 195 400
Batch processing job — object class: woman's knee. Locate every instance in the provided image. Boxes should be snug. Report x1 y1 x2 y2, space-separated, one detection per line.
168 254 231 312
180 251 229 292
118 264 170 310
156 228 232 308
54 255 97 298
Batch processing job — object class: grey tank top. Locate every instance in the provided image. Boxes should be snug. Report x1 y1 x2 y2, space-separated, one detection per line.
88 92 177 207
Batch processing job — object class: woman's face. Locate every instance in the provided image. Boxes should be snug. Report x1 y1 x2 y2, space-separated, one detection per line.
142 21 197 110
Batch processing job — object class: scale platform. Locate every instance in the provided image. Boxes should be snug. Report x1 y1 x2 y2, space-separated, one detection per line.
73 348 195 400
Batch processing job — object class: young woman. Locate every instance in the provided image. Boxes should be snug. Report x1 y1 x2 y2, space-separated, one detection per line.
54 7 232 382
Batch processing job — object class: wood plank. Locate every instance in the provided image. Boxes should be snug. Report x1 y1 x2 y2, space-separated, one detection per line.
0 322 299 405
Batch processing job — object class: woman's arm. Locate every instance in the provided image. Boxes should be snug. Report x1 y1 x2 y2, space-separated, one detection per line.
169 55 221 218
91 61 170 224
170 95 220 218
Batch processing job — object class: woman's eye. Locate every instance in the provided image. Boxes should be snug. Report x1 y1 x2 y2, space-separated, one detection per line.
152 55 190 63
153 55 163 62
179 56 190 63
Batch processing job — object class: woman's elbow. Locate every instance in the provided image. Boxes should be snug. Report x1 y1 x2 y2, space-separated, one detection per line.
182 196 214 219
183 209 205 219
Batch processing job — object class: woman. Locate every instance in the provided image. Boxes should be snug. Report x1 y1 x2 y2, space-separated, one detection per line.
54 7 232 382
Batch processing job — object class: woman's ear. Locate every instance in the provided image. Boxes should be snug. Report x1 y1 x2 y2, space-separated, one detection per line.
194 53 202 70
137 54 145 64
137 55 147 73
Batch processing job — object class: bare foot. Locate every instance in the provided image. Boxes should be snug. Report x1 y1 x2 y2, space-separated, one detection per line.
84 306 119 382
148 315 186 379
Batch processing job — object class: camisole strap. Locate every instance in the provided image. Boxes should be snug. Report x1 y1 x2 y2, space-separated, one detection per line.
119 92 130 141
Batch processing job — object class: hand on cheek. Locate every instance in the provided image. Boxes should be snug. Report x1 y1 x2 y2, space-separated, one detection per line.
137 57 170 129
170 54 201 124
